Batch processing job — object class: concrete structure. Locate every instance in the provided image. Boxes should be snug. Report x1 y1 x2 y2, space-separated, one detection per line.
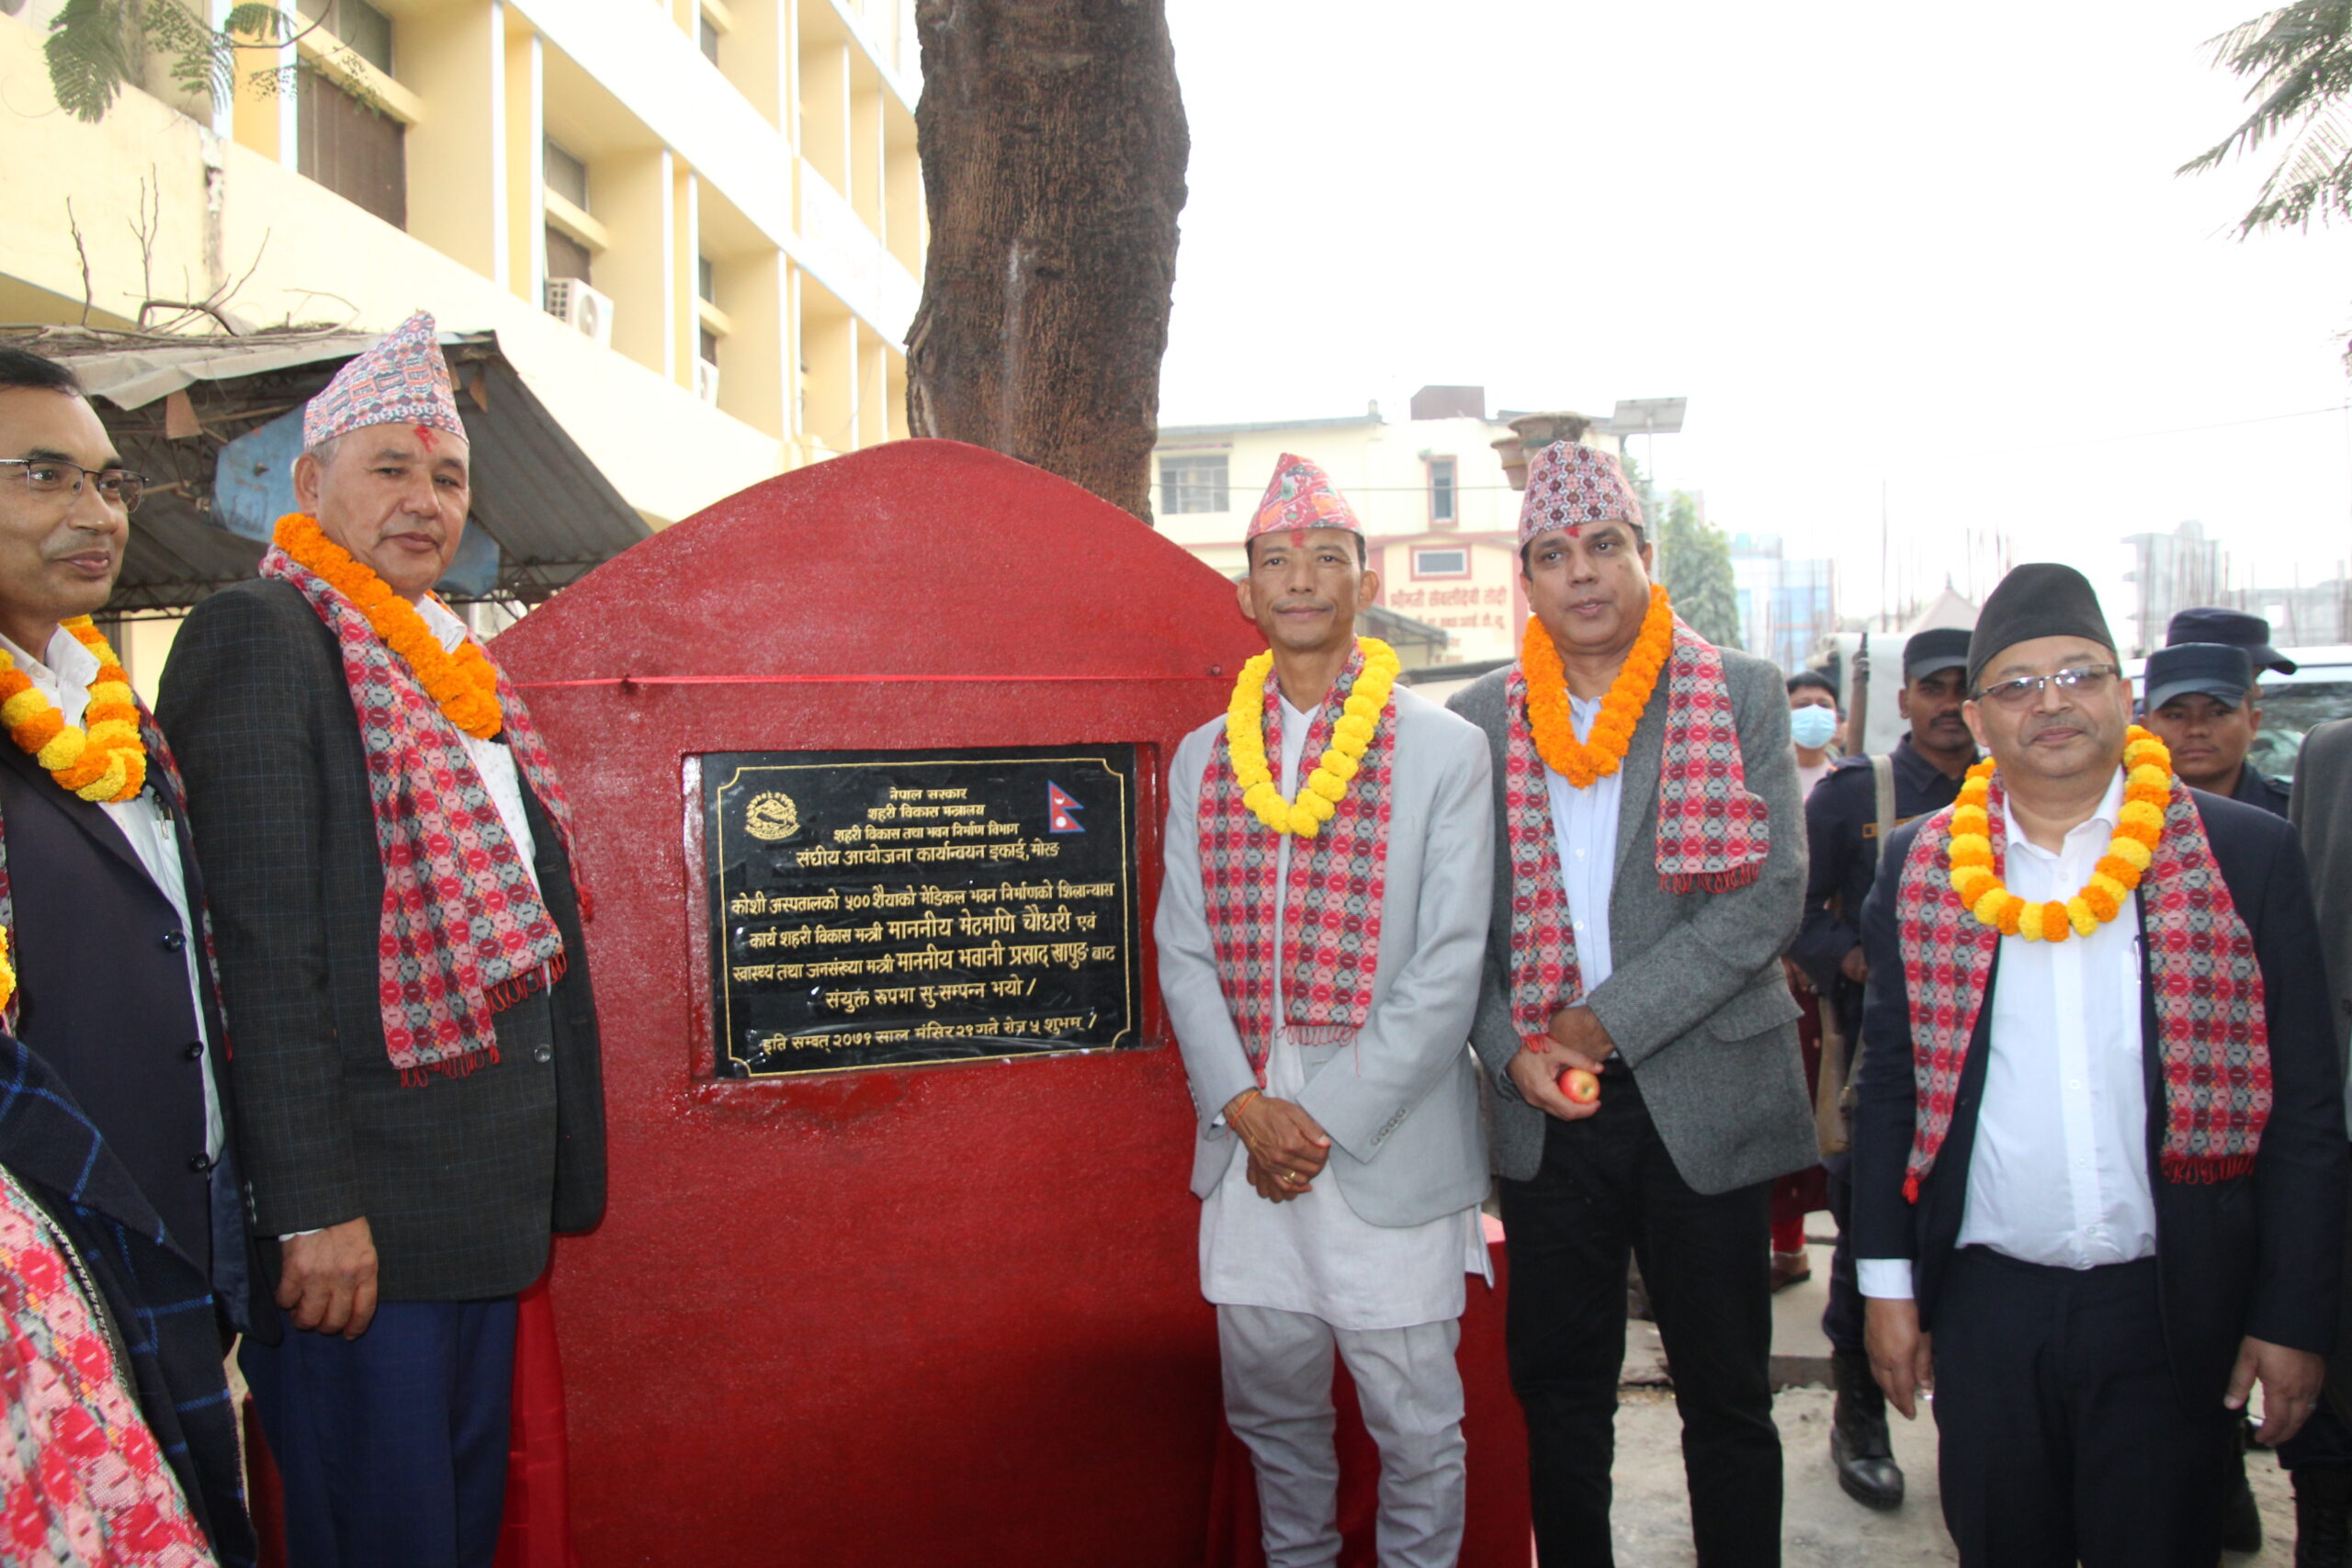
0 0 920 533
1729 529 1838 673
2124 520 2352 652
1153 389 1626 667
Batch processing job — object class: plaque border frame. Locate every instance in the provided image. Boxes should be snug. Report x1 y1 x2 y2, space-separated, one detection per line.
707 748 1140 1078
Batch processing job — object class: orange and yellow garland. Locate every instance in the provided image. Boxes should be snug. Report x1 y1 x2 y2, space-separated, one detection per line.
1521 584 1675 788
273 514 502 739
0 616 147 805
1945 725 2171 942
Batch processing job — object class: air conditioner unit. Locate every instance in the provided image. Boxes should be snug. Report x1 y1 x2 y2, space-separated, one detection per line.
694 357 721 405
544 278 615 347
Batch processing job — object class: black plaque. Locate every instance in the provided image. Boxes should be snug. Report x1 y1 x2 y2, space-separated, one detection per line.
704 746 1142 1077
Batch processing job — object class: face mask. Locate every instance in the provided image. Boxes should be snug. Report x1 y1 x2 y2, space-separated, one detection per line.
1790 705 1838 750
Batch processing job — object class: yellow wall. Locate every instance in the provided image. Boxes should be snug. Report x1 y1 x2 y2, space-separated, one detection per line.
0 0 921 536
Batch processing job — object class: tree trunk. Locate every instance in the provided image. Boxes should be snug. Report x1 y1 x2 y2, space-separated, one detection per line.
907 0 1188 523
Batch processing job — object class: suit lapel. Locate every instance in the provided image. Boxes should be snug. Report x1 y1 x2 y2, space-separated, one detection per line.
1611 682 1669 882
0 734 153 886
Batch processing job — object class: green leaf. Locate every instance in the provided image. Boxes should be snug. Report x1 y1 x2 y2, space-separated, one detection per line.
44 0 136 124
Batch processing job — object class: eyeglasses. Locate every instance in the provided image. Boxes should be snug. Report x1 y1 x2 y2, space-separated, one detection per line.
0 458 147 514
1973 663 2122 709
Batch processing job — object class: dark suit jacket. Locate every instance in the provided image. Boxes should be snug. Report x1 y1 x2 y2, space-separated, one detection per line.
0 726 260 1331
1852 787 2346 1409
157 578 605 1303
2290 718 2352 1419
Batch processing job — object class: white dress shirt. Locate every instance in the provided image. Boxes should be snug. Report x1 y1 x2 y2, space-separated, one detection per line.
0 628 223 1160
417 597 539 891
1544 692 1622 994
1859 766 2154 1300
1199 694 1489 1331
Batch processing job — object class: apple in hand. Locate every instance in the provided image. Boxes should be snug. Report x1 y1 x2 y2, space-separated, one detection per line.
1558 1066 1600 1105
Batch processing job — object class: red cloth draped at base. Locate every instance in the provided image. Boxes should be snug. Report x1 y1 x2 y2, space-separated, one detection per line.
494 1271 577 1568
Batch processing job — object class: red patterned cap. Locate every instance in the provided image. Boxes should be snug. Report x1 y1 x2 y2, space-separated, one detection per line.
1519 442 1641 541
1247 453 1363 541
303 311 466 449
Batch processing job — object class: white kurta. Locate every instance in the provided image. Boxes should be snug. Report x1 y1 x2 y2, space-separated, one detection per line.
1199 695 1489 1332
0 628 223 1160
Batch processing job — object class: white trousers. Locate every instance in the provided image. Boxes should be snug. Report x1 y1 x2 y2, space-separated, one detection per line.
1217 1304 1468 1568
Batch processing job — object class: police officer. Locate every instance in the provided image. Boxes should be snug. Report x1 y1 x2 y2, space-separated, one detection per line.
2156 611 2290 1555
2170 604 2299 679
1791 625 1978 1509
2143 642 2290 818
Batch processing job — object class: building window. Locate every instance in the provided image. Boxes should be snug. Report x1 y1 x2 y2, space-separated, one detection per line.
544 140 589 209
298 73 404 228
1412 547 1469 580
697 9 721 64
298 0 393 73
699 326 720 366
1159 454 1228 514
697 255 717 303
1428 456 1457 525
546 227 593 286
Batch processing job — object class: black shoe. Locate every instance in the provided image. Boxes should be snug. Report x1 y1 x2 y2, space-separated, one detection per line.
2223 1442 2263 1554
2293 1465 2352 1566
1830 1348 1904 1510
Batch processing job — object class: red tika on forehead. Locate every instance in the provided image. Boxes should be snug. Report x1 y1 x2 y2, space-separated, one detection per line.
414 425 438 451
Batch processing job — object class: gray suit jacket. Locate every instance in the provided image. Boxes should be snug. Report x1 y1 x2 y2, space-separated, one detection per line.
1156 685 1493 1228
1449 649 1816 1193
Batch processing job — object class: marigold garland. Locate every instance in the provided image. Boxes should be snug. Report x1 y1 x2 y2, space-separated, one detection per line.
0 927 14 1017
0 616 147 804
1521 584 1674 788
1944 725 2172 942
1227 637 1400 840
273 513 502 739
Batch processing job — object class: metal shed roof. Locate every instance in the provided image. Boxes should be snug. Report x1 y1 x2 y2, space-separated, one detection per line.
3 326 650 612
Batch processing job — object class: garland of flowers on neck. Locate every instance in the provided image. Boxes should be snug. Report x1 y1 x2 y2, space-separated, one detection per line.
1227 637 1400 839
1944 725 2171 942
273 513 502 739
0 616 147 804
1521 583 1675 788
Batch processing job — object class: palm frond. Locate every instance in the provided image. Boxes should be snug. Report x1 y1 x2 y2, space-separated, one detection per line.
2185 0 2352 233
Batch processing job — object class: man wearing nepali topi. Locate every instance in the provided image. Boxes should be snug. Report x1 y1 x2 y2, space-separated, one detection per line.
1158 454 1495 1568
159 312 607 1568
1852 562 2346 1567
1449 439 1815 1567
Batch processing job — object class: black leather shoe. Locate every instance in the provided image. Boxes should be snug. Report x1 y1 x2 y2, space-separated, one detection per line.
2293 1465 2352 1566
1830 1349 1905 1510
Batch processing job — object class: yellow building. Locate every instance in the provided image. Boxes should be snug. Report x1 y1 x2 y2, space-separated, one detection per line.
1 0 920 525
1153 389 1625 668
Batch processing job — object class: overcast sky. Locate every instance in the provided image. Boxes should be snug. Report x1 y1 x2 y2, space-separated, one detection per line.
1156 0 2352 629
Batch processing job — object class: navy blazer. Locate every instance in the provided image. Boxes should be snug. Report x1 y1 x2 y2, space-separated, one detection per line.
0 733 259 1333
1852 785 2347 1408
